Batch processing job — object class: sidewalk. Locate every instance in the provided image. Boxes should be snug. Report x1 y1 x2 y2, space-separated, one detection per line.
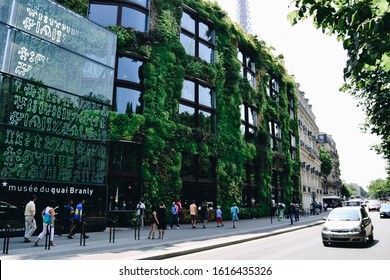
0 212 327 260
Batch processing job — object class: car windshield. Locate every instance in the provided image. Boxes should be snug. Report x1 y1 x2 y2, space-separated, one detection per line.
327 210 360 221
381 204 390 210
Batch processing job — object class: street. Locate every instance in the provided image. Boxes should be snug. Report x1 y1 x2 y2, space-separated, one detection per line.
168 211 390 260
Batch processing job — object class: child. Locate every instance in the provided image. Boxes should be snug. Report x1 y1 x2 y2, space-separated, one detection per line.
216 206 224 227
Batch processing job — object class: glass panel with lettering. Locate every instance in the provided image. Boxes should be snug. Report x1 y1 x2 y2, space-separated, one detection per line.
117 56 142 83
116 87 142 115
10 32 114 102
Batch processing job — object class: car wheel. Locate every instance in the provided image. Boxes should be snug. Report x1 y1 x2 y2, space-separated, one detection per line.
361 232 367 247
369 231 374 242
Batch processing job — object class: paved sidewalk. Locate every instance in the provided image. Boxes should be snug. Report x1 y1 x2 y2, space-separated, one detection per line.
0 212 327 260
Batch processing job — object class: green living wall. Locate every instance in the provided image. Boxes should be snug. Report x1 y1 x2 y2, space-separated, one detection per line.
60 0 301 218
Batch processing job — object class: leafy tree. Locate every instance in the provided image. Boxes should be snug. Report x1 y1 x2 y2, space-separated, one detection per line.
290 0 390 172
340 184 351 199
320 149 332 176
368 178 390 198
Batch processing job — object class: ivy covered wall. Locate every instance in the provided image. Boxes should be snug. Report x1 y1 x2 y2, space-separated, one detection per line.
59 0 302 218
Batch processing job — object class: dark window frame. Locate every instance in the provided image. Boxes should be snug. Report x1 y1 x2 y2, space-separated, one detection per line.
180 6 215 64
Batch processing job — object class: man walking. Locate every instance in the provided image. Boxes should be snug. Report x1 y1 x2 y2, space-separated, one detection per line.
136 200 146 228
169 201 179 229
23 195 37 243
68 199 88 239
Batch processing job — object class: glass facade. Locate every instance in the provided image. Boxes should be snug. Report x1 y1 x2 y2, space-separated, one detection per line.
0 0 116 232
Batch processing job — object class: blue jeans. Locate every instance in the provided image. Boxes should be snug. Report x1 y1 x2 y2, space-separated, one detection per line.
170 213 178 228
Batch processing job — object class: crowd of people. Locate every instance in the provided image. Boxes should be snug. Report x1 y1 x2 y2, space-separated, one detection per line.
23 195 242 245
142 200 241 239
22 196 89 247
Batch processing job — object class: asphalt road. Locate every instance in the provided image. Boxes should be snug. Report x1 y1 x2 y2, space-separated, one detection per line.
167 211 390 260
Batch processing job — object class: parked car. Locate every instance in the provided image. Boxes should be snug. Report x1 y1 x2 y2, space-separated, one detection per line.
367 200 381 211
321 206 374 246
379 204 390 218
342 199 361 207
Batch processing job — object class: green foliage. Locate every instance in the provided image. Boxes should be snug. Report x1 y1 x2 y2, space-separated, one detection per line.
291 0 390 175
319 149 333 176
56 0 88 16
368 178 390 199
61 0 302 215
108 112 145 142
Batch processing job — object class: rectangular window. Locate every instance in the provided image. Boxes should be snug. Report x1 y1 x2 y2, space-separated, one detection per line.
116 87 142 115
180 9 215 64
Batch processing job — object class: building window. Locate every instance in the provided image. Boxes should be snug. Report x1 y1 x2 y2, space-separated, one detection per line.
240 102 258 142
267 77 279 99
269 120 282 152
115 87 143 115
179 79 215 133
288 90 295 120
180 8 215 63
117 56 142 84
89 1 149 32
238 49 256 89
290 131 296 160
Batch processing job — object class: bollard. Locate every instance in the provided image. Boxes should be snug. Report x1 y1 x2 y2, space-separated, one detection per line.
45 224 51 250
134 222 140 240
2 225 11 254
109 219 117 243
80 221 86 246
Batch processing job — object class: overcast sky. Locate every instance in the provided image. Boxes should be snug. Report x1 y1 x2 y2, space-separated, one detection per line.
216 0 387 188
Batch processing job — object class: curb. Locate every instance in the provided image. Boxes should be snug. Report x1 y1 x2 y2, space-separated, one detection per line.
139 220 325 260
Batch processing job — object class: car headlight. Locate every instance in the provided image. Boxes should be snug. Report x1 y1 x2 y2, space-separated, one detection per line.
351 227 361 233
322 227 330 232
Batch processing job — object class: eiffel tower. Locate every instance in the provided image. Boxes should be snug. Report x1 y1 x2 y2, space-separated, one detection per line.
236 0 251 34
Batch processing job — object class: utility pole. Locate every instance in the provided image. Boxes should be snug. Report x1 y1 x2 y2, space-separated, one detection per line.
236 0 251 34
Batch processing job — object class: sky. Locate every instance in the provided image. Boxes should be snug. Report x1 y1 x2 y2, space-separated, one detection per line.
216 0 388 188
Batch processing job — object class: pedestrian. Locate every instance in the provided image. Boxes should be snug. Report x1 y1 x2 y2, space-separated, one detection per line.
157 202 167 239
200 200 209 228
277 202 285 221
136 200 146 228
169 201 179 229
189 200 197 229
147 207 158 239
216 206 224 227
23 195 37 243
68 198 89 239
231 203 239 228
176 199 183 227
293 203 300 222
59 199 74 236
34 200 56 246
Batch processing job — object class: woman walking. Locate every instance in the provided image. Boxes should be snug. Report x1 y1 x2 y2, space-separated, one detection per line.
147 207 158 239
157 202 167 239
35 200 56 246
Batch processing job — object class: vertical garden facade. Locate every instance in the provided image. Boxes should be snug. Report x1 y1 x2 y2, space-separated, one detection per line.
84 0 301 218
0 0 302 230
0 0 116 230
